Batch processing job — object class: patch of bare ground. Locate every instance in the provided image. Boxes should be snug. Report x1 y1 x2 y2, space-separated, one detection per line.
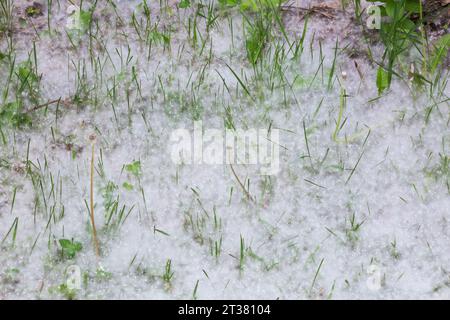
281 0 449 66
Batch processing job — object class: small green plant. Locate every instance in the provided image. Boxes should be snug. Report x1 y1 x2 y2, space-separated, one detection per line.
50 283 77 300
353 0 362 21
25 3 43 17
367 0 423 93
122 160 142 191
332 88 346 141
0 55 41 128
244 13 270 66
95 267 113 281
428 34 450 75
16 60 40 98
309 258 325 296
425 153 449 186
149 25 171 48
2 267 20 284
1 217 19 247
0 101 32 127
184 197 223 259
376 65 390 95
101 181 118 211
179 0 191 9
390 239 401 259
103 198 134 232
192 280 199 300
239 235 246 272
218 0 284 11
218 0 241 7
0 0 13 36
345 213 365 245
58 239 83 259
80 267 113 289
122 181 134 190
242 1 289 66
125 160 142 177
162 259 174 288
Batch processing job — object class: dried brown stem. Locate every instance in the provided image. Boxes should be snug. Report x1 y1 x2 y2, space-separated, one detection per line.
229 164 256 204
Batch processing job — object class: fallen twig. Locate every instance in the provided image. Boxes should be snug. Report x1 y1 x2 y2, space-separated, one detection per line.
229 164 256 204
25 97 71 113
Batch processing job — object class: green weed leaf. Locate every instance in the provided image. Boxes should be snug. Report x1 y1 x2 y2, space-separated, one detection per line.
179 0 191 9
376 67 389 95
59 239 83 259
125 160 142 177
